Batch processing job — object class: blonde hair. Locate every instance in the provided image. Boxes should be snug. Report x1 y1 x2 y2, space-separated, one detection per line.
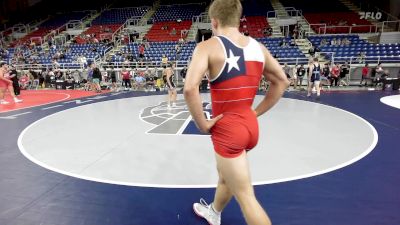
209 0 242 27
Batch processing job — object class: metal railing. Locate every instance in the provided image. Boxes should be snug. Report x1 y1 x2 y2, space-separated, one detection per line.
309 23 379 34
382 20 400 32
266 11 277 19
192 13 210 24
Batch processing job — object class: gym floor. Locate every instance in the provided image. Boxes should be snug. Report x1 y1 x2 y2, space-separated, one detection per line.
0 89 399 225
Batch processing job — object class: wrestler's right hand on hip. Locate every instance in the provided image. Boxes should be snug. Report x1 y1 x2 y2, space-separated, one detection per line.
200 114 223 134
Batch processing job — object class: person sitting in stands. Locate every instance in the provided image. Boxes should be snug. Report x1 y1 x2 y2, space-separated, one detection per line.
19 73 30 89
331 38 337 46
170 28 177 36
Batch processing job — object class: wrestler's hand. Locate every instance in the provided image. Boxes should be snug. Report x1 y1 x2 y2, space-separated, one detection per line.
200 114 223 134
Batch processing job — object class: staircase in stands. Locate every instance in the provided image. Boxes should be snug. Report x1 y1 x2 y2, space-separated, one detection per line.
268 0 286 37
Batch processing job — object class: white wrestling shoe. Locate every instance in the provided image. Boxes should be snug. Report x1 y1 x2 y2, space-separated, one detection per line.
0 100 10 105
14 98 23 103
193 198 221 225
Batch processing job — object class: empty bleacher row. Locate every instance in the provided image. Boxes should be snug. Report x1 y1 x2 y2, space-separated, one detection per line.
308 35 400 63
152 4 205 22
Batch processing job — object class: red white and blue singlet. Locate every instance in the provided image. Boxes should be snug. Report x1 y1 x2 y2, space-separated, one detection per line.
209 35 265 158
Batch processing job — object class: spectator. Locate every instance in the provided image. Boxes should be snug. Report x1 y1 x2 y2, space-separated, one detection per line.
161 54 169 67
175 43 182 56
138 44 145 59
244 30 249 36
263 25 273 37
8 66 20 95
296 64 306 88
280 39 287 47
53 59 60 69
19 73 30 89
180 66 188 82
170 28 177 36
357 52 366 64
292 65 298 89
91 64 102 93
134 74 146 90
308 46 316 57
283 63 291 79
330 63 340 86
331 38 337 46
375 63 384 76
321 63 331 88
121 67 132 90
336 38 342 46
320 38 328 47
360 63 369 86
339 62 349 86
381 70 391 90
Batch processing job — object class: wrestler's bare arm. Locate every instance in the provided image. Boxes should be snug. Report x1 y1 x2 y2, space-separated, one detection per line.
254 44 289 117
184 42 222 133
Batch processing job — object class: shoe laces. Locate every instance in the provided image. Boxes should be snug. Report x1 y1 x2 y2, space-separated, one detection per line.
199 198 220 223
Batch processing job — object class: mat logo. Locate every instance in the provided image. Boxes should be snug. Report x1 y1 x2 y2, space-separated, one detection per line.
359 12 382 20
140 100 211 135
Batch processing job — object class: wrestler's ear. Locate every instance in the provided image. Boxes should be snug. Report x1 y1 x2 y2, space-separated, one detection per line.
211 19 218 35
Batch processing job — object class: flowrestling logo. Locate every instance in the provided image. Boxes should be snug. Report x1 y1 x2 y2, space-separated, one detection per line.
140 99 211 135
359 11 382 20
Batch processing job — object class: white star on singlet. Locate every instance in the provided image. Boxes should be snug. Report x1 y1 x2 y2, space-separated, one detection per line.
226 50 240 72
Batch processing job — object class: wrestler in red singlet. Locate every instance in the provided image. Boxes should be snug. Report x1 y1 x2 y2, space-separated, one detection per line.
209 35 264 158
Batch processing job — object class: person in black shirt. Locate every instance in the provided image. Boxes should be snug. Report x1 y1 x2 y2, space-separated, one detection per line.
321 63 331 87
296 64 306 88
145 75 155 91
180 66 188 82
339 62 349 86
8 66 20 96
109 66 117 92
91 63 102 93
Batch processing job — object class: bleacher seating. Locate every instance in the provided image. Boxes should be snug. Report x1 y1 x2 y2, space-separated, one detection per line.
152 4 205 22
306 12 374 34
75 25 121 44
258 37 308 64
308 35 400 63
114 41 196 63
91 7 149 25
74 7 149 44
240 16 269 38
145 21 192 42
241 0 274 16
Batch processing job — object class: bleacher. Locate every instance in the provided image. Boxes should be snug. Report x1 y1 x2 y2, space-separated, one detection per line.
114 41 196 64
91 7 149 25
308 35 400 63
152 4 205 22
280 0 374 33
145 21 192 42
240 16 269 38
259 37 308 64
75 7 149 44
241 0 274 16
12 11 90 46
